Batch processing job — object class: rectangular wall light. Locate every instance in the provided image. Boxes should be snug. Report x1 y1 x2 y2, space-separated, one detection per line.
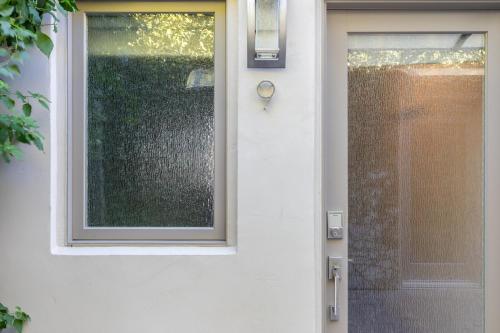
247 0 287 68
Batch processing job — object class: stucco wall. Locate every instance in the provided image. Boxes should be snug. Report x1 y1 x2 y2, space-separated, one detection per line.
0 0 320 332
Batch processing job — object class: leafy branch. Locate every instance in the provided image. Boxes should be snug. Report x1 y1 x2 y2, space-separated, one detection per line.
0 303 30 333
1 0 76 330
0 0 77 162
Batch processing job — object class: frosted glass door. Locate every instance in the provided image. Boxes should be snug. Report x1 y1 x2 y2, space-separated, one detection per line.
326 11 500 333
348 33 484 333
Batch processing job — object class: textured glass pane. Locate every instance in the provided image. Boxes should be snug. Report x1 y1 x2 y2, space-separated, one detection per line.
255 0 279 51
348 34 485 333
86 13 215 227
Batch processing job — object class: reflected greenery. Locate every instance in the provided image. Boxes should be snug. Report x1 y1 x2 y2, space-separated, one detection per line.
88 13 214 58
129 13 214 58
348 49 485 70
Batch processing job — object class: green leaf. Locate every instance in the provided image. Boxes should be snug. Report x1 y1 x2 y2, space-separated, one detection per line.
22 103 31 116
11 51 28 63
0 79 9 90
28 91 48 100
32 135 43 150
8 64 20 76
0 6 14 17
16 27 36 39
0 70 12 79
58 0 77 12
28 5 41 24
38 98 49 110
12 318 23 333
15 0 28 19
16 91 27 103
17 133 29 144
0 127 8 142
0 65 22 79
0 114 10 126
35 31 53 57
0 18 14 36
14 307 30 321
1 95 15 109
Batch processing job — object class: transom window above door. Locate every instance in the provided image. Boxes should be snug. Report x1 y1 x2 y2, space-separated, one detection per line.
68 2 226 243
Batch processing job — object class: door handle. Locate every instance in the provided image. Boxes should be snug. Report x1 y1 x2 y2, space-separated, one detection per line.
328 257 342 321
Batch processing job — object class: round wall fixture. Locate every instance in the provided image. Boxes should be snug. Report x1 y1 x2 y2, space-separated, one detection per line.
257 80 276 100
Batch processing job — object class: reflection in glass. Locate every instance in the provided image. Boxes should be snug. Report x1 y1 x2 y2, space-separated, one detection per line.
348 34 485 332
86 13 215 227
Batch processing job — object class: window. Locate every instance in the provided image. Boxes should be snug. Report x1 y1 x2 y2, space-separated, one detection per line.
68 2 226 243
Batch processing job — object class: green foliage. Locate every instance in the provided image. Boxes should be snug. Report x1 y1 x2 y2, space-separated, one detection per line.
0 303 30 333
0 0 77 329
0 0 78 162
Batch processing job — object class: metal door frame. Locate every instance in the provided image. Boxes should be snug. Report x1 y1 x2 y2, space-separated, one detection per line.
319 5 500 333
327 0 500 10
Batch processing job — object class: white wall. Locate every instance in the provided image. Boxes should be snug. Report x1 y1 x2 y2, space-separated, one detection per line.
0 0 320 332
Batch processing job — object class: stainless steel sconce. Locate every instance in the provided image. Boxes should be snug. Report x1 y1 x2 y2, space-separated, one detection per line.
247 0 287 68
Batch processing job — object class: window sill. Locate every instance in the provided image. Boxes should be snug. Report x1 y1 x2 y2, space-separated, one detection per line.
51 245 237 256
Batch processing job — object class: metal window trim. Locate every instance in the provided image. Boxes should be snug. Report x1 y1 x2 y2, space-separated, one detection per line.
326 0 500 10
68 1 227 244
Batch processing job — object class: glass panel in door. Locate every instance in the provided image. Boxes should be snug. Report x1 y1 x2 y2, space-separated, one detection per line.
347 33 485 332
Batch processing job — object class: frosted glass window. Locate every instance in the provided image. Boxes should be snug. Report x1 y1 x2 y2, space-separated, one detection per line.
255 0 279 52
86 13 216 228
348 34 485 332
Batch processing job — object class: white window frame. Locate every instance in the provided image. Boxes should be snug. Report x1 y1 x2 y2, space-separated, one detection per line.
68 1 226 244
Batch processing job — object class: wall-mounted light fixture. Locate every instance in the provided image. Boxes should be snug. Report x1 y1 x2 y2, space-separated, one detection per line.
247 0 287 68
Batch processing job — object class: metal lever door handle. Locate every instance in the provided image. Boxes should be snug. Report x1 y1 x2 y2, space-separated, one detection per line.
328 257 342 321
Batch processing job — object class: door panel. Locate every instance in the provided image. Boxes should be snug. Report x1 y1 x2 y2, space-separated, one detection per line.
348 32 484 333
326 12 500 333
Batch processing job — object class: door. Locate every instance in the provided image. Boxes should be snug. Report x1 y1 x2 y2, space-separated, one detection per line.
325 11 500 333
